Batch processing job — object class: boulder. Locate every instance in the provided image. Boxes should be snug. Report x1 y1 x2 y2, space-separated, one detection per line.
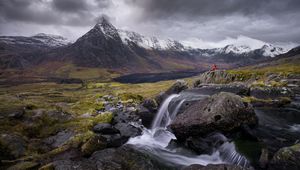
0 134 27 160
103 134 128 147
43 131 75 149
268 143 300 170
185 133 228 154
155 80 188 105
7 161 39 170
183 164 246 170
49 159 96 170
135 106 155 128
92 123 119 134
114 122 142 138
112 145 170 170
170 92 257 141
112 111 140 125
142 99 158 113
89 145 171 170
188 83 249 96
250 87 294 100
81 135 108 156
193 70 237 86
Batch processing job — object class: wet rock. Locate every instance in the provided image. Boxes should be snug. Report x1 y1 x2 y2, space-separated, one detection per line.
142 99 158 113
250 87 294 100
7 161 39 170
43 131 74 149
50 159 96 170
90 145 171 170
259 148 269 169
113 145 170 170
112 111 140 124
170 92 257 141
92 123 119 134
189 83 249 96
185 133 228 154
81 135 108 156
183 164 246 170
193 70 237 86
268 143 300 170
103 134 128 147
155 80 188 105
0 134 27 160
114 122 142 138
165 80 188 94
90 148 121 170
136 106 155 128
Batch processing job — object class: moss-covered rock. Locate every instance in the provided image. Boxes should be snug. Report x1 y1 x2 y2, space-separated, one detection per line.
269 143 300 170
81 134 108 156
7 161 39 170
0 134 27 160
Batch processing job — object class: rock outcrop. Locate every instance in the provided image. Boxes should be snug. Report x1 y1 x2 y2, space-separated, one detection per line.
170 92 257 141
193 70 237 86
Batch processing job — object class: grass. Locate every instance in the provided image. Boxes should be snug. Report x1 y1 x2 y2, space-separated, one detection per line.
227 62 300 82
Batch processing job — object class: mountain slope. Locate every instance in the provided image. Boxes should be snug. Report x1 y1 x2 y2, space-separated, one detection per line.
0 17 296 75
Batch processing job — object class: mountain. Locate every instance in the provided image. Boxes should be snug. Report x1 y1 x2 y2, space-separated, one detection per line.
0 33 70 48
0 16 296 75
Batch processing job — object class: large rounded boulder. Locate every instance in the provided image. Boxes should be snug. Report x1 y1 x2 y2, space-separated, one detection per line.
170 92 257 141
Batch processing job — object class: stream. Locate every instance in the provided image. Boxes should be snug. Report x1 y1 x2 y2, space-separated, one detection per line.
125 90 300 169
127 94 250 169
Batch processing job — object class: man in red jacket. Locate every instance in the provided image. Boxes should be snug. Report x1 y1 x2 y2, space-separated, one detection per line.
211 64 218 71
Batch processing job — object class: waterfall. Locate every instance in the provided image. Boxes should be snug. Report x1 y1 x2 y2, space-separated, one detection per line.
151 94 181 129
127 94 250 168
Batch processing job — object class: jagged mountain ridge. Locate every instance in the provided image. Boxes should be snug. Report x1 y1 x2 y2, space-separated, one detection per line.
0 17 295 72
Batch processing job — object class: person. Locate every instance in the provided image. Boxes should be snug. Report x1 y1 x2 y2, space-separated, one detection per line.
211 64 218 71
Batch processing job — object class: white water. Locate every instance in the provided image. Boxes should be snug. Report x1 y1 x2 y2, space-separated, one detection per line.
127 94 249 167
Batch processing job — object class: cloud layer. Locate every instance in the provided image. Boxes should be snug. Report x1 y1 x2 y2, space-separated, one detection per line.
0 0 299 48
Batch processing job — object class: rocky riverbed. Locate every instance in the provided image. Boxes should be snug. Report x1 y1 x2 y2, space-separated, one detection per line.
1 70 300 170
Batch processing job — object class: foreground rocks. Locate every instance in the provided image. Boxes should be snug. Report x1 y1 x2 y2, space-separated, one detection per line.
43 145 170 170
170 92 258 141
183 164 247 170
268 143 300 170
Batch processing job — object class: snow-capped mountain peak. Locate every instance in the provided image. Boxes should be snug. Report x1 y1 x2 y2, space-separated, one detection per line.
94 17 119 39
221 44 252 54
260 44 287 57
118 29 185 51
31 33 70 47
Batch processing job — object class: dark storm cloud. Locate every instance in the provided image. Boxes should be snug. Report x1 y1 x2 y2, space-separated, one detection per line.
0 0 111 26
127 0 300 19
0 0 299 45
123 0 300 44
52 0 90 13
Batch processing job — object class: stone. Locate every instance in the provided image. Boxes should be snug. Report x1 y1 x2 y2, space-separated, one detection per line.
0 134 27 160
43 131 74 149
193 70 237 86
250 86 294 100
268 143 300 170
155 80 188 106
92 123 119 134
183 164 247 170
114 122 142 138
81 135 108 156
170 92 257 141
7 161 39 170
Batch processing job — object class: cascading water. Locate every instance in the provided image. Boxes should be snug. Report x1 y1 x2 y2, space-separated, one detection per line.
127 94 250 168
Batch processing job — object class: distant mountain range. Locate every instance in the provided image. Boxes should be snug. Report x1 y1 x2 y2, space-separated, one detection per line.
0 17 297 74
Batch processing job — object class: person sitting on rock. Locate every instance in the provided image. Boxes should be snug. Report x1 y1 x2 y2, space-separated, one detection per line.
211 64 218 71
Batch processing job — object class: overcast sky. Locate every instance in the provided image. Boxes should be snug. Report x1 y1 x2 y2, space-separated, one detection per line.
0 0 299 49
